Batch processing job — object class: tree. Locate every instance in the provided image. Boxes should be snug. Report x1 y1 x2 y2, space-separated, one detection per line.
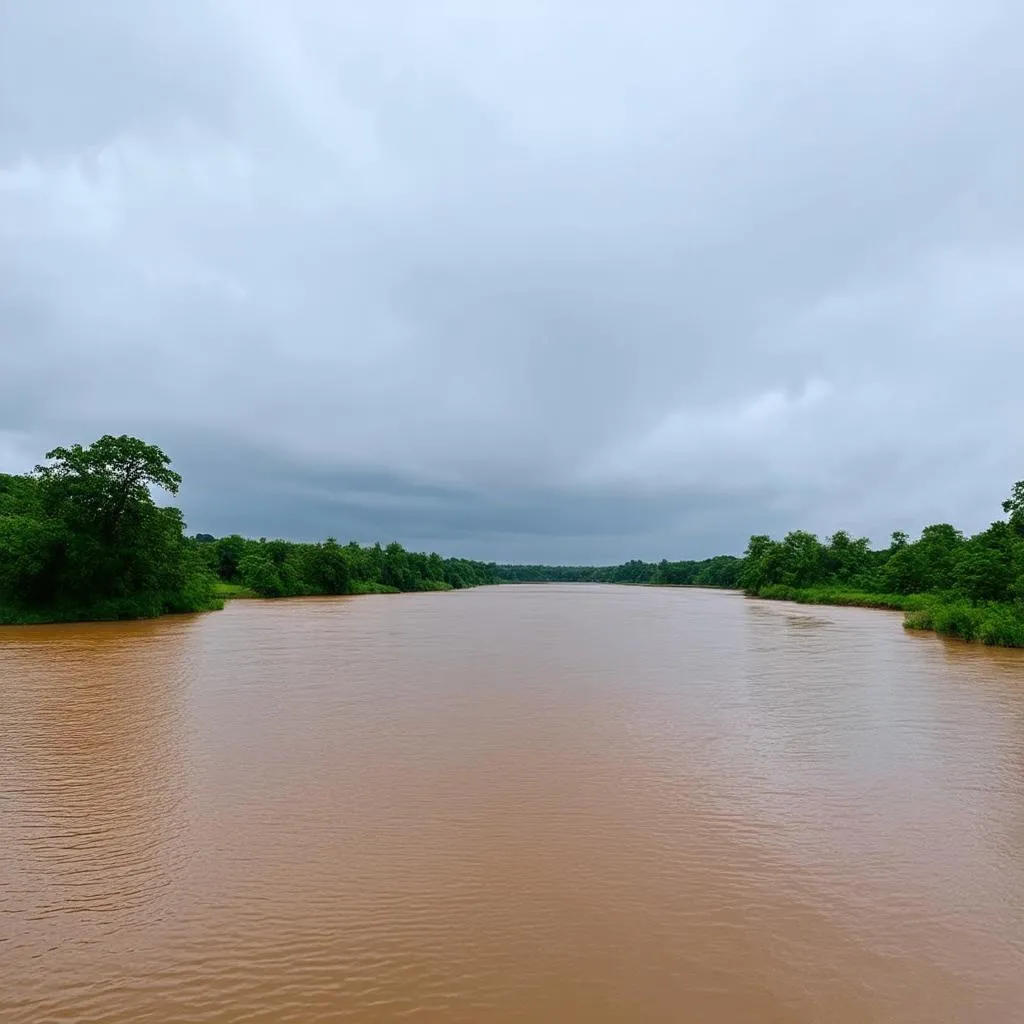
955 526 1015 602
916 523 964 592
775 531 825 587
304 538 351 595
739 534 780 591
1003 481 1024 536
0 512 63 605
881 542 922 594
238 552 285 597
823 530 872 584
36 435 181 541
214 534 249 581
21 435 215 616
382 541 411 590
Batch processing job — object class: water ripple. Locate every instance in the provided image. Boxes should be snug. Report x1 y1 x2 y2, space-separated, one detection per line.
2 588 1024 1022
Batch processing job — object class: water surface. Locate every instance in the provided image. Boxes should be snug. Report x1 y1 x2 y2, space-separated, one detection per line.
3 585 1023 1022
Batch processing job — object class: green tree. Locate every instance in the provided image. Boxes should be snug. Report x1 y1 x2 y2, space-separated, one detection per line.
739 534 780 591
916 523 964 592
304 538 352 594
954 526 1015 602
823 530 872 584
382 541 411 590
36 434 182 540
0 435 217 621
1003 481 1024 536
238 552 285 597
775 531 825 587
213 534 249 581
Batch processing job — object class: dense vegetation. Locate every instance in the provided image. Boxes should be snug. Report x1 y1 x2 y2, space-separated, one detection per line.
193 534 497 598
739 482 1024 647
496 555 744 588
0 436 497 624
0 436 221 623
495 483 1024 648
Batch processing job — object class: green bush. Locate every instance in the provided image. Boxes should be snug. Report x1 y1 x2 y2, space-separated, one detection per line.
753 585 913 610
902 600 1024 647
976 606 1024 647
928 600 983 641
348 580 400 595
903 607 935 632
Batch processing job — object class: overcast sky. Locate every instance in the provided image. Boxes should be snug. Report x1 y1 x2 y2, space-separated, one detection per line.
1 1 1022 562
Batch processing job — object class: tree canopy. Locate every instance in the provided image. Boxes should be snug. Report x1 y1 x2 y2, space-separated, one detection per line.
199 534 496 599
1 435 216 621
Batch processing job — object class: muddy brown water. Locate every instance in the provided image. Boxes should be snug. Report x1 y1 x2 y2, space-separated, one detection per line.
2 585 1023 1022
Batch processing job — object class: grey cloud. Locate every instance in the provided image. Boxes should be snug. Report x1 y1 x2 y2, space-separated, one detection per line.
1 0 1022 561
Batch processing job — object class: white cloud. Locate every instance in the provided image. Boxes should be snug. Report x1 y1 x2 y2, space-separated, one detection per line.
1 0 1022 558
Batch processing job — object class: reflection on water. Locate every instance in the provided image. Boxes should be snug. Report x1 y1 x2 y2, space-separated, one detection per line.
2 586 1023 1022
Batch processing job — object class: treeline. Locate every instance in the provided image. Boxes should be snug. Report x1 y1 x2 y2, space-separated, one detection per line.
494 483 1024 647
193 534 497 598
3 434 1022 646
0 435 496 624
739 482 1024 647
495 554 743 588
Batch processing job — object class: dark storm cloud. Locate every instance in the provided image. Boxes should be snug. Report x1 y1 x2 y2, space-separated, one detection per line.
2 1 1022 560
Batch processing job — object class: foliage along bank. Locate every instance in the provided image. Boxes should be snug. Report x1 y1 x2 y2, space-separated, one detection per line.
494 555 744 588
493 483 1024 648
0 435 497 624
738 482 1024 647
193 534 497 599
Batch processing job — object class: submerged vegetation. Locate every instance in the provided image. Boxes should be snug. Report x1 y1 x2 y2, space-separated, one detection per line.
0 436 496 625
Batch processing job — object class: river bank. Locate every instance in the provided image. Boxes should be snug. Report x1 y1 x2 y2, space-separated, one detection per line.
211 579 411 600
750 585 1024 648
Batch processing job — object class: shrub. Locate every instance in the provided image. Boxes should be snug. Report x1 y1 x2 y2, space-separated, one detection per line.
976 605 1024 648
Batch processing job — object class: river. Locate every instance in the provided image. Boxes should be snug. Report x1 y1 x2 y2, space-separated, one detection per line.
2 585 1023 1022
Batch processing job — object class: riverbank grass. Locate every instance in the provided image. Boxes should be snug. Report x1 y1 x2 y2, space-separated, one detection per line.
752 586 1024 648
903 601 1024 647
0 592 225 626
752 585 928 611
197 579 456 601
213 581 258 599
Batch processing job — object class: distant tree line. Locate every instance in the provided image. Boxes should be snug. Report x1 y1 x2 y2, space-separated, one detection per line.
495 554 744 588
0 435 496 624
193 533 497 598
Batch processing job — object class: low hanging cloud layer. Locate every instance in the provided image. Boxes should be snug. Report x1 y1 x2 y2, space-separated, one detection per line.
2 1 1022 561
